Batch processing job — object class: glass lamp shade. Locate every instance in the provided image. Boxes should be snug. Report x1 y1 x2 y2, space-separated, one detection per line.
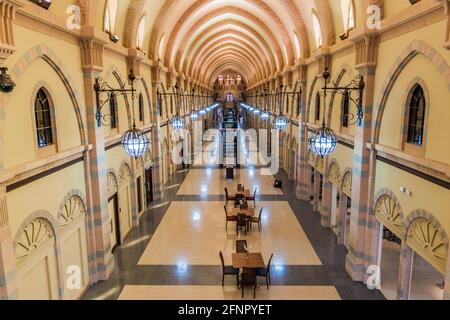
121 126 150 158
253 108 260 115
170 115 185 130
248 106 254 112
199 109 206 115
260 111 270 120
273 114 289 130
190 110 199 121
308 125 337 157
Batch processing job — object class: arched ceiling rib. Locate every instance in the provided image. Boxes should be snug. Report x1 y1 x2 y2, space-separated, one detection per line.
116 0 371 87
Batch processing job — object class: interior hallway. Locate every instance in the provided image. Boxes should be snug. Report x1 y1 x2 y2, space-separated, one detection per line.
83 137 385 300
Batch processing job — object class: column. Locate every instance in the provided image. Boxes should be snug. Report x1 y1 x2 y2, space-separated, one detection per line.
345 34 379 281
0 189 17 299
397 242 413 300
320 178 332 228
295 64 310 201
80 31 114 281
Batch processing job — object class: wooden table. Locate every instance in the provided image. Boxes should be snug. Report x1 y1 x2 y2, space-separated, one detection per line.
232 253 265 269
229 207 255 217
232 189 251 196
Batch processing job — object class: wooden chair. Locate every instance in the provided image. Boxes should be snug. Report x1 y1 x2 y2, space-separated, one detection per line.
224 188 236 206
236 213 248 236
219 251 239 287
224 206 237 230
236 240 248 253
246 187 258 207
241 268 257 299
249 207 263 232
256 253 274 289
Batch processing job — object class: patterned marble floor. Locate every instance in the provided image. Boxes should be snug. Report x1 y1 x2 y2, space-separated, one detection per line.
83 142 385 300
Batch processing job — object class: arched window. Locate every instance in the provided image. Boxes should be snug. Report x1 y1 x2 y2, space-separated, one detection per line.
34 88 54 148
341 91 350 128
406 85 426 146
136 16 146 50
109 92 118 129
312 13 323 49
104 0 118 34
315 91 321 121
340 0 356 32
138 93 144 122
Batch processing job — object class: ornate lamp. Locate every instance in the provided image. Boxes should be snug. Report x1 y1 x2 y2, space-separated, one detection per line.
122 124 150 159
273 85 289 130
308 123 337 158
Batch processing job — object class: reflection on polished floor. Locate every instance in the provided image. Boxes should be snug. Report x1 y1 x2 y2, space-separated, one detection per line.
83 141 385 301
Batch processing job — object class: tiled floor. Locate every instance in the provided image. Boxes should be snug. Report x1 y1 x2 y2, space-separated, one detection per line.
82 140 385 301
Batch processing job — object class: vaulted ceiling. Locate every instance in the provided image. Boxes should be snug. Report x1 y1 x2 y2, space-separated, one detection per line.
96 0 378 86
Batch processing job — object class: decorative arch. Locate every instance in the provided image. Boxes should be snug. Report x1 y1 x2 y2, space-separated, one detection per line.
374 40 450 143
326 62 354 125
7 44 86 145
327 159 341 185
307 149 316 167
57 190 87 228
315 156 325 174
107 168 119 197
374 189 404 238
306 75 320 122
103 66 132 126
13 212 58 264
118 161 132 185
340 168 352 198
404 210 449 275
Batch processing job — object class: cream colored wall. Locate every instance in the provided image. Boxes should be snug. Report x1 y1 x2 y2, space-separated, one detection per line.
6 162 86 237
375 161 450 235
105 145 130 173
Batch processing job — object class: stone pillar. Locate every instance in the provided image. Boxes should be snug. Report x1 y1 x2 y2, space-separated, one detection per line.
345 34 379 281
150 62 165 200
337 191 348 246
0 188 18 299
320 178 332 228
80 30 114 282
397 242 414 300
312 171 320 212
295 65 310 201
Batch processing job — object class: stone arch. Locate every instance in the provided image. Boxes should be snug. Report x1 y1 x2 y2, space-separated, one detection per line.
374 40 450 143
118 161 132 185
373 188 404 239
306 75 320 122
404 210 449 275
123 0 146 48
2 44 87 166
103 65 132 127
57 190 87 228
327 158 341 185
326 62 354 125
340 168 352 198
107 168 119 197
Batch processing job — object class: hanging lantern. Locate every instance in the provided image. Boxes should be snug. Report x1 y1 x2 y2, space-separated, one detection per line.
199 109 206 115
190 110 199 121
170 115 185 130
121 125 150 159
308 124 337 158
260 111 270 121
273 114 289 130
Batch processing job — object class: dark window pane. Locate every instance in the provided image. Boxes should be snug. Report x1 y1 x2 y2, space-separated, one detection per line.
407 85 426 145
315 92 321 121
110 93 118 129
34 88 54 148
342 92 350 128
139 94 144 122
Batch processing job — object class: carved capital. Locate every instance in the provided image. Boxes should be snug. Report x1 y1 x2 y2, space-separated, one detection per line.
127 48 144 78
0 0 24 64
80 27 108 72
314 48 331 76
353 34 379 69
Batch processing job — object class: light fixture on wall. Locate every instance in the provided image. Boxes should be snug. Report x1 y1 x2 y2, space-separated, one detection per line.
308 68 364 157
189 89 199 121
273 85 289 130
169 84 185 130
0 67 15 93
94 70 150 158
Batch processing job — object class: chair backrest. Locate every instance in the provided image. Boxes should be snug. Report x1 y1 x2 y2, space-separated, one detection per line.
241 268 257 284
224 188 229 199
219 251 225 269
237 213 247 224
253 187 258 198
267 253 274 270
259 207 264 221
236 240 248 253
224 205 228 216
